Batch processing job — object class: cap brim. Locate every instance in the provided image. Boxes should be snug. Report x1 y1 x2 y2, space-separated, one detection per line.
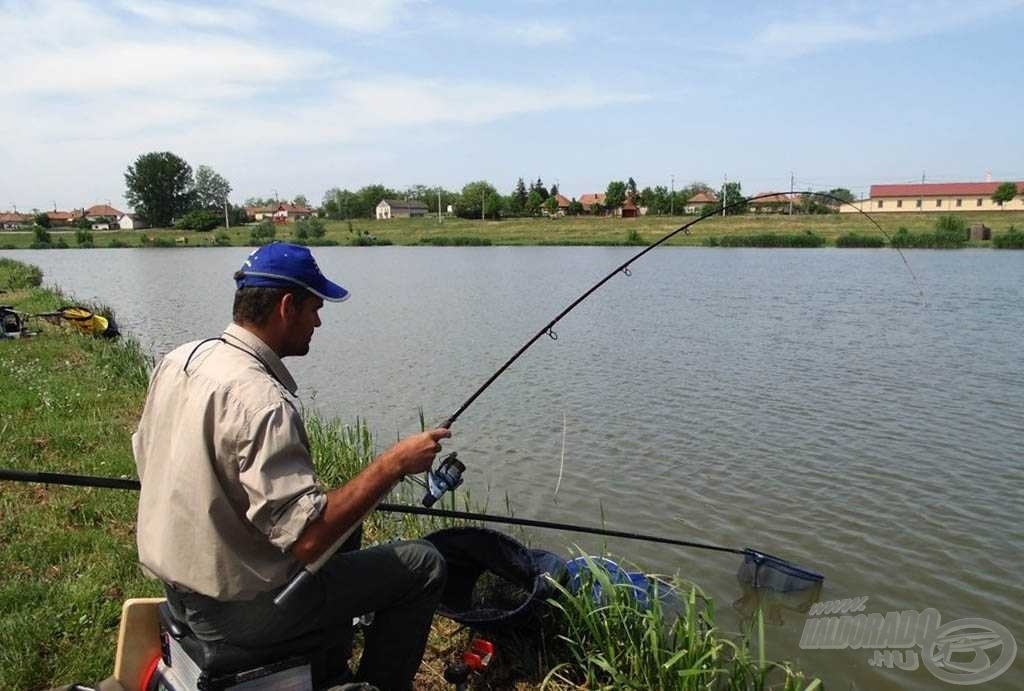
312 278 349 302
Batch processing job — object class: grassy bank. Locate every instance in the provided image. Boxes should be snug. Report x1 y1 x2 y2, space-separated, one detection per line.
1 259 818 690
2 210 1024 249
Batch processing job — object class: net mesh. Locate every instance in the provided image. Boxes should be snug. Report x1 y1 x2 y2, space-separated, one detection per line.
737 549 824 593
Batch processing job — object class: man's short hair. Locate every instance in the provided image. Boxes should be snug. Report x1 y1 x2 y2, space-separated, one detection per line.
232 271 313 326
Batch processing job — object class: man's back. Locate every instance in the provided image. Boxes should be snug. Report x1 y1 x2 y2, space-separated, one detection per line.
133 325 325 600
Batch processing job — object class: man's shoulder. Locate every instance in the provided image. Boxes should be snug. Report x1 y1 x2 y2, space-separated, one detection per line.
157 339 294 412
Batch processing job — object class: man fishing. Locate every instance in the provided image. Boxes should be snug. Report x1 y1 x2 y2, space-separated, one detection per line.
132 242 450 690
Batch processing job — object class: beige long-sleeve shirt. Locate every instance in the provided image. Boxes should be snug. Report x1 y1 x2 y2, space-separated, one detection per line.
132 323 326 600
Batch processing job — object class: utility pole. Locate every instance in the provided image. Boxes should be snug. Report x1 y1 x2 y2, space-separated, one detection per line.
789 171 794 215
437 188 442 223
919 171 924 212
481 190 485 221
224 199 230 229
670 174 675 216
721 175 727 217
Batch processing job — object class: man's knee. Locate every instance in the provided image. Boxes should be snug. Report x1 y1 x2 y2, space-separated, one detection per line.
400 539 447 594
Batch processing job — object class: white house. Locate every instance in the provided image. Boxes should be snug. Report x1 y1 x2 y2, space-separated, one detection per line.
118 213 147 230
376 199 429 219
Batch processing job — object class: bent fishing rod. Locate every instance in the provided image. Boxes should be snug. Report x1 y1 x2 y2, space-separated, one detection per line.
437 190 919 434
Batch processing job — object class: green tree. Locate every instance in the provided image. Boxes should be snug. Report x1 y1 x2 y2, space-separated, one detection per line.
719 181 746 215
605 180 627 209
550 182 559 198
568 198 584 215
125 151 195 226
457 181 502 219
249 219 276 244
32 225 51 245
826 187 856 205
544 195 559 216
357 184 397 218
193 165 232 210
526 190 543 216
75 228 94 246
33 212 50 228
626 177 638 199
512 177 528 212
992 181 1017 208
175 209 221 231
530 178 549 201
292 194 309 208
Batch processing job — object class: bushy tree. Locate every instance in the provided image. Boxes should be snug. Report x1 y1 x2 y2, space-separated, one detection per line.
294 216 326 239
175 209 221 231
33 225 51 245
193 165 232 210
544 195 559 216
626 177 638 199
125 152 195 226
605 180 627 209
249 219 276 245
568 198 584 215
33 212 50 228
357 184 398 218
75 228 94 246
992 182 1017 208
550 182 559 198
526 190 543 216
457 181 502 219
292 194 309 208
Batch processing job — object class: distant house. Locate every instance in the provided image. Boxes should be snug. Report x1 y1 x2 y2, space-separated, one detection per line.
617 197 639 218
245 206 277 222
46 211 76 227
85 204 124 221
839 181 1024 213
543 194 572 217
579 193 607 215
749 192 793 214
376 199 428 220
272 203 314 224
684 192 717 214
118 213 148 230
0 212 32 229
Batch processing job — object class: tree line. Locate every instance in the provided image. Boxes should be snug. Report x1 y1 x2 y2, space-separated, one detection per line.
121 150 876 228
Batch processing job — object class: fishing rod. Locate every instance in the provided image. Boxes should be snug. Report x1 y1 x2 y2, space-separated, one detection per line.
439 190 917 432
0 467 823 590
0 468 739 553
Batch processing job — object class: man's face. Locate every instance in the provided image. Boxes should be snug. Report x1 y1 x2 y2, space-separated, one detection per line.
282 293 323 357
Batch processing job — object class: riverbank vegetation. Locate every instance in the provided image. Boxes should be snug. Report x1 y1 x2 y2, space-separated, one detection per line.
0 258 818 689
2 210 1024 251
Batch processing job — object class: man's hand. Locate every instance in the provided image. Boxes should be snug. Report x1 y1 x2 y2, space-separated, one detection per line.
384 428 451 477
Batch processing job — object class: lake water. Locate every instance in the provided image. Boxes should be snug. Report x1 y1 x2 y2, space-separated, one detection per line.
5 246 1023 689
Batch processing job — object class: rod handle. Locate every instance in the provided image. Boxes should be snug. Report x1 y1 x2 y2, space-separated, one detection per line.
273 568 313 608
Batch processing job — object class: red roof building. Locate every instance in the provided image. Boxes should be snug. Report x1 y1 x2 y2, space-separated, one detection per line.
841 180 1024 213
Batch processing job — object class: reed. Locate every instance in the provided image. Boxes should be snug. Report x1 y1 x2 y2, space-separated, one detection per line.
834 232 886 248
704 232 825 248
993 225 1024 249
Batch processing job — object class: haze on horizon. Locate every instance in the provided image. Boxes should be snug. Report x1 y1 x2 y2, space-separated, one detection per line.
2 0 1023 212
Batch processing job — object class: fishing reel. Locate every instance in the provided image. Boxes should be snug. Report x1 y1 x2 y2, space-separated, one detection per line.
422 452 466 507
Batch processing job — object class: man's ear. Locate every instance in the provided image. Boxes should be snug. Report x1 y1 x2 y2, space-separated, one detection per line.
279 291 297 319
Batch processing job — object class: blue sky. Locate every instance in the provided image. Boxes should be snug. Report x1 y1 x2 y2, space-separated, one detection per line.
2 0 1023 211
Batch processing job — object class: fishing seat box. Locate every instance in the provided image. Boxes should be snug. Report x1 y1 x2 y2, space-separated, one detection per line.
157 601 324 690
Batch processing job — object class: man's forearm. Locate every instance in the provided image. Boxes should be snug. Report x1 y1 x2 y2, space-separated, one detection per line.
290 451 402 564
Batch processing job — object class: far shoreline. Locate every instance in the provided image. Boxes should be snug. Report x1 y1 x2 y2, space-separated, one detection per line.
2 211 1023 250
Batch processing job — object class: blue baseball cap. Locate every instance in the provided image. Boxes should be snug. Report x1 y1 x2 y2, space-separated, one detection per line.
235 243 349 302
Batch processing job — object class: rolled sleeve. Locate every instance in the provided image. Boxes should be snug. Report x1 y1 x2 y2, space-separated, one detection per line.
238 402 327 552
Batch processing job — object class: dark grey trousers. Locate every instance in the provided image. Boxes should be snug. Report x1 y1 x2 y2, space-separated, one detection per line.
165 536 447 691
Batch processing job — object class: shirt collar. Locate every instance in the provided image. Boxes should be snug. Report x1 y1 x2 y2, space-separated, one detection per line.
222 322 298 395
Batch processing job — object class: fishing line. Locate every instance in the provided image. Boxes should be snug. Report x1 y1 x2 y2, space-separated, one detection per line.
440 191 921 430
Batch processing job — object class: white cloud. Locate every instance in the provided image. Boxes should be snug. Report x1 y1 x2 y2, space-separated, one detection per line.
114 1 256 31
253 0 418 32
509 22 571 46
738 1 1024 60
